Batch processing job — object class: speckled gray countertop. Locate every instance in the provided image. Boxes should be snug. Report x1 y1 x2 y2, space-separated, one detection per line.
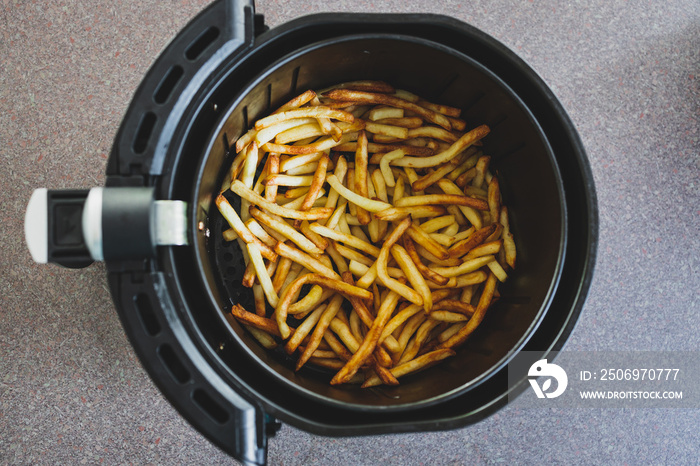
1 0 698 464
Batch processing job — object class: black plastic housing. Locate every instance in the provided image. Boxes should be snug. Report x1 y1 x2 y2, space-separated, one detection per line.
100 1 597 464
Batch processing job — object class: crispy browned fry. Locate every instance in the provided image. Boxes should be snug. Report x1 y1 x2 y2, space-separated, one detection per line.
265 174 314 187
472 155 491 189
249 207 322 256
341 272 400 354
308 357 346 370
339 142 434 157
431 299 476 316
426 271 489 289
402 236 449 286
361 348 456 387
364 120 409 139
391 244 433 312
394 89 462 117
296 294 344 370
279 152 324 173
231 180 333 220
274 89 317 114
230 304 285 337
262 133 350 155
252 283 266 316
407 223 450 260
455 167 477 188
464 240 502 260
353 130 372 225
429 255 494 278
389 125 490 168
429 311 469 322
276 273 373 339
375 117 423 128
330 288 402 385
324 89 452 130
271 256 292 293
395 194 489 211
377 218 423 306
398 319 442 364
500 206 516 269
411 159 462 192
439 273 498 349
487 176 501 226
447 223 498 257
297 153 330 220
309 222 381 257
407 126 459 143
263 153 280 202
374 205 447 223
299 220 328 251
289 287 335 316
328 80 395 93
285 303 327 354
274 242 338 278
254 106 354 131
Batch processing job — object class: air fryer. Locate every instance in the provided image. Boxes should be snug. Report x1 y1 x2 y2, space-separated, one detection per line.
23 1 597 465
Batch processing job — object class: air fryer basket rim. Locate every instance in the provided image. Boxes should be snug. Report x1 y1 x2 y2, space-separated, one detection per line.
191 32 568 412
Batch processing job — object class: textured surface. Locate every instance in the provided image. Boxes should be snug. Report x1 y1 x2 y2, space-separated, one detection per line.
1 0 698 464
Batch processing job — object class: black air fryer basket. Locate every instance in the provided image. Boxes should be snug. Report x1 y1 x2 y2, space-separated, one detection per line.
24 1 597 464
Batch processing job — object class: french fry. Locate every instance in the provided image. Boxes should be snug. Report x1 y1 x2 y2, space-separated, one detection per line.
362 348 456 387
389 125 490 168
254 106 354 130
231 180 333 220
323 89 452 130
440 273 498 349
296 294 345 370
402 235 450 286
326 174 392 213
330 289 401 385
249 208 322 256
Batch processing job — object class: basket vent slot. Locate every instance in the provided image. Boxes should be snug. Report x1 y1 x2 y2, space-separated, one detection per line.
134 293 161 336
290 66 300 94
185 26 220 61
192 388 229 424
132 112 157 154
158 344 191 384
153 65 184 104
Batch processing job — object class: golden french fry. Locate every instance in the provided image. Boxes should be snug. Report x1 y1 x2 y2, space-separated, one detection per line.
274 242 338 279
296 294 345 370
323 89 452 129
389 125 490 168
374 205 447 222
402 235 450 286
429 255 495 278
500 206 517 269
254 106 354 130
231 180 333 220
374 116 423 128
361 348 456 388
448 223 498 257
285 303 327 354
368 106 404 120
326 174 392 213
395 194 489 211
309 222 381 257
330 289 401 385
440 273 498 349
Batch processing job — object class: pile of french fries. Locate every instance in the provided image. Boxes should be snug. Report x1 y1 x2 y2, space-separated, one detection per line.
216 81 516 387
